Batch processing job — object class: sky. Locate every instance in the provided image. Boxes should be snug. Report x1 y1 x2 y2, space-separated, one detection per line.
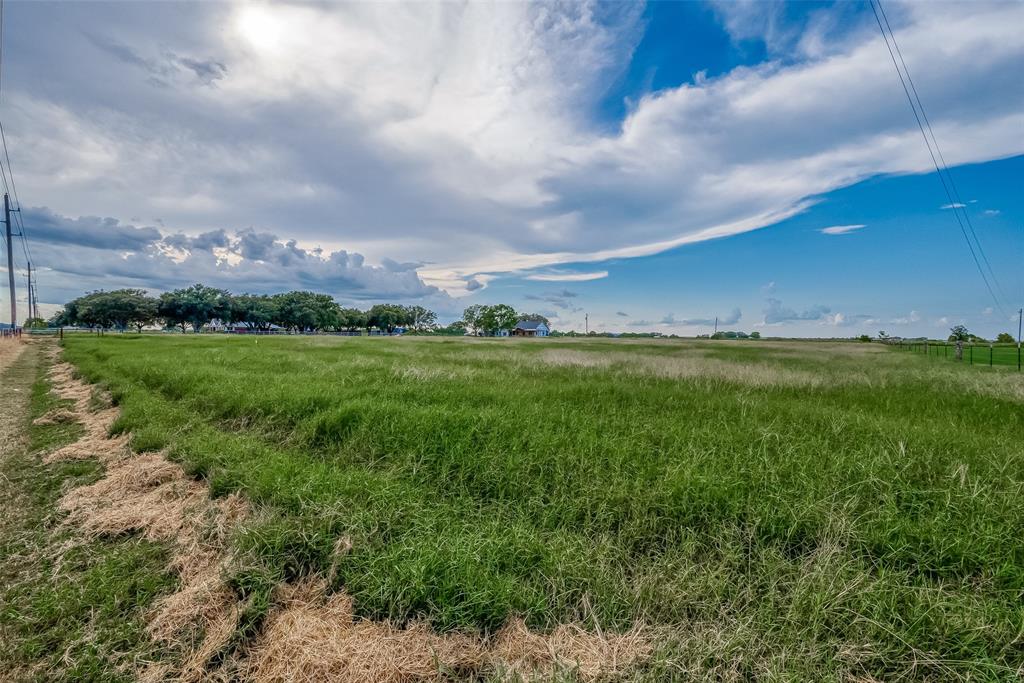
0 0 1021 337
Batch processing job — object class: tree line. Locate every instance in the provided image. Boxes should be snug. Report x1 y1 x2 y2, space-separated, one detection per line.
50 285 554 336
51 285 439 334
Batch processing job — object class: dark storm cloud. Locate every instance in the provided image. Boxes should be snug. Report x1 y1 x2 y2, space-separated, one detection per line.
26 207 161 250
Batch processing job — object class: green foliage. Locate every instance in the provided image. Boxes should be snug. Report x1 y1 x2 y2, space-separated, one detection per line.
858 334 872 343
158 283 232 332
996 332 1015 344
53 289 158 331
58 335 1024 678
464 303 519 335
517 312 550 327
948 324 970 342
272 291 339 331
23 316 48 329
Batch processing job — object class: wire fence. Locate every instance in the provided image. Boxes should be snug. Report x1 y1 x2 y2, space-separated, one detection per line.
895 340 1022 370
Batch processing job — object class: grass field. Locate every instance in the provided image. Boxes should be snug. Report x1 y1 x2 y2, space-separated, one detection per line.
54 335 1024 679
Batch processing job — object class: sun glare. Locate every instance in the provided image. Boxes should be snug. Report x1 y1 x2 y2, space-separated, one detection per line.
236 6 282 51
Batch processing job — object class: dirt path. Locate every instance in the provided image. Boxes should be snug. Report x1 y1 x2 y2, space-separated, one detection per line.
0 339 31 477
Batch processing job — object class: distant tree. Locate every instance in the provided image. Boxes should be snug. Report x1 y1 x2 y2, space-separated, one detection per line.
23 317 47 329
404 305 437 332
367 303 406 334
338 307 367 333
948 325 969 342
996 332 1015 344
159 284 232 332
517 313 550 327
436 320 467 336
480 304 517 335
462 304 484 335
272 291 340 332
55 289 157 331
749 331 761 339
949 324 969 361
858 334 871 343
232 294 278 331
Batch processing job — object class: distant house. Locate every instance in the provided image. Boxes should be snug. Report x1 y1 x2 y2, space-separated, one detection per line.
512 320 549 337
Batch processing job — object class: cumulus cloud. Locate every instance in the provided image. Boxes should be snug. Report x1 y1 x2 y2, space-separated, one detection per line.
5 1 1024 296
820 224 865 235
24 207 445 308
889 310 922 325
28 207 162 250
823 312 875 327
763 298 830 324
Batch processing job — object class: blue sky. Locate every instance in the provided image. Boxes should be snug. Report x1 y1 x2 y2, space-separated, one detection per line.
1 1 1021 337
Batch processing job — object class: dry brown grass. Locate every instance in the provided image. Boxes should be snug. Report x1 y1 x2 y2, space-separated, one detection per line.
242 580 650 683
0 335 24 376
46 351 654 682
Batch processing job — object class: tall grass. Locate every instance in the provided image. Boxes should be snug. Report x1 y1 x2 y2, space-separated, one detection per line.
62 335 1024 679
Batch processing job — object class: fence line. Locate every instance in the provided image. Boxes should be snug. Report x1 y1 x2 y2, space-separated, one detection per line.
894 340 1021 370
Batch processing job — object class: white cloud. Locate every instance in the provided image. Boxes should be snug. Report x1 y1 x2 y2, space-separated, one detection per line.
524 270 609 282
940 203 967 210
889 310 922 325
820 224 866 235
5 1 1024 297
983 209 1000 215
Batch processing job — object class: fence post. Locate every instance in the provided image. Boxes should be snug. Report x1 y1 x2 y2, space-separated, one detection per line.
59 327 63 341
990 344 993 367
969 344 973 365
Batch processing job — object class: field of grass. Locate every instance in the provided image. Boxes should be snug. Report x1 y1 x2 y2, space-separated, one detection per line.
899 341 1022 368
57 335 1024 679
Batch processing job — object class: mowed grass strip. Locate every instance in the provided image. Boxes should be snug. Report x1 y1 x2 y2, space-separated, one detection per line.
0 345 176 681
62 335 1024 679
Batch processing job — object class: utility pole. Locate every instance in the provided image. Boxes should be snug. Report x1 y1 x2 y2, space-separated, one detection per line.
4 193 14 328
714 316 718 336
26 262 32 322
584 313 589 335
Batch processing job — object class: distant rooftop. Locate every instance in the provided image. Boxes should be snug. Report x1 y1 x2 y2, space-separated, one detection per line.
515 320 546 330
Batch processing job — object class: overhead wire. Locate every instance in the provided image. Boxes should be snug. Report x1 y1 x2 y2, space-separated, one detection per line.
868 0 1008 317
0 0 38 321
874 0 1009 311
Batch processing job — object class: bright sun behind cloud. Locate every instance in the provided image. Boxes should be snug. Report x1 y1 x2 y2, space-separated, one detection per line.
235 6 282 51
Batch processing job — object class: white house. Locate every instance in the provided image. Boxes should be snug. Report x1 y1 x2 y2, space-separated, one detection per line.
512 320 549 337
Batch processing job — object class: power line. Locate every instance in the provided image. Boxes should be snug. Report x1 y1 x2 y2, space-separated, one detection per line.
868 0 1008 317
874 0 1009 311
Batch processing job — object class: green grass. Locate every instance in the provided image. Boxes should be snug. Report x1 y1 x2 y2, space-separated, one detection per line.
0 346 176 682
58 335 1024 680
899 341 1023 368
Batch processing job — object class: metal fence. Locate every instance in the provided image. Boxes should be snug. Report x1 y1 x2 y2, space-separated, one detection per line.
896 340 1022 370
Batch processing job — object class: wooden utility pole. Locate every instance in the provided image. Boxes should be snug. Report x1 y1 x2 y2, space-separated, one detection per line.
584 313 589 335
4 193 14 328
